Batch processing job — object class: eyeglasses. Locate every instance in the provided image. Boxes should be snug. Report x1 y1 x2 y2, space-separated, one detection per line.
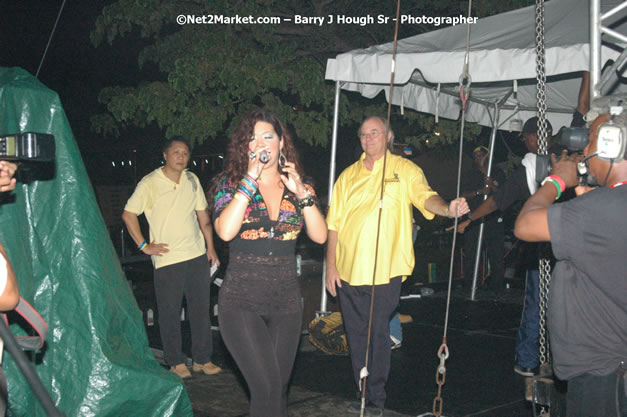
360 130 381 139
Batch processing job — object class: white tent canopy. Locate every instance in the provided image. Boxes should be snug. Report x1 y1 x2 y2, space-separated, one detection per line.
325 0 627 130
317 0 626 309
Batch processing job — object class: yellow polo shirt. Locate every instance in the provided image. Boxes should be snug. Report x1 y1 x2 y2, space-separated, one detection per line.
125 168 208 269
326 152 438 286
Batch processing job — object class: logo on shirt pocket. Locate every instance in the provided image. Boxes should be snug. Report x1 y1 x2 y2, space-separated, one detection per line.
383 173 402 205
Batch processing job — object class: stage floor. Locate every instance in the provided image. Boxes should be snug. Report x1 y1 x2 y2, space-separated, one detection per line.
128 264 541 417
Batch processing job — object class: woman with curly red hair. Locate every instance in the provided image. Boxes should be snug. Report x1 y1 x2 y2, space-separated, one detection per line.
211 109 327 417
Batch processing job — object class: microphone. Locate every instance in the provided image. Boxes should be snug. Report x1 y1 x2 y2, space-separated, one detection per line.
259 151 269 163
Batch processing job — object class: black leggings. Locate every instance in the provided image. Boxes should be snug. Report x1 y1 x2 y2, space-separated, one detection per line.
219 309 302 417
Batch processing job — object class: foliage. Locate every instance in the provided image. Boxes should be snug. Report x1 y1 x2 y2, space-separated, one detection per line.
91 0 533 148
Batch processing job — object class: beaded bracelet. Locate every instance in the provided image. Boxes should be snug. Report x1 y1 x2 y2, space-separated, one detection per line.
541 176 562 200
298 195 316 209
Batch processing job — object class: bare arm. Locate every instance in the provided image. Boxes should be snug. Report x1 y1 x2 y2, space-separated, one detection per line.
122 210 168 256
213 195 249 242
578 71 590 116
470 195 498 220
0 242 19 311
325 230 342 297
424 195 469 218
196 209 219 265
301 203 327 244
513 187 553 242
279 162 327 244
448 195 498 234
515 151 579 242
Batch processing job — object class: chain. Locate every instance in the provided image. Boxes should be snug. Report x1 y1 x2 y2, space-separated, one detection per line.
538 256 552 365
535 0 548 155
535 0 552 370
432 342 449 417
535 3 552 413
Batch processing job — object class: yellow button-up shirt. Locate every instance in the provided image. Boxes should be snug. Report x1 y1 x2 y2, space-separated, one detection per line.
327 152 438 286
125 168 208 269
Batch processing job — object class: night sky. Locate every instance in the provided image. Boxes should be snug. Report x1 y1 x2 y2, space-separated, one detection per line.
2 1 170 184
3 1 137 131
2 1 346 189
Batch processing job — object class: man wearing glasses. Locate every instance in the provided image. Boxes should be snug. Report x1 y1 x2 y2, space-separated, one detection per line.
326 116 468 416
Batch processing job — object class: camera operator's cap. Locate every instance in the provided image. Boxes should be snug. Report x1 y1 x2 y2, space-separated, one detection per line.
522 117 553 136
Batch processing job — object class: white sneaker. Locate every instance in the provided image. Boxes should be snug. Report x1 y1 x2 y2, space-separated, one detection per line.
390 335 402 350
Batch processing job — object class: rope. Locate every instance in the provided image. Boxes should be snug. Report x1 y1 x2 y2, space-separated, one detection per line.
432 1 473 416
36 0 67 78
358 1 402 415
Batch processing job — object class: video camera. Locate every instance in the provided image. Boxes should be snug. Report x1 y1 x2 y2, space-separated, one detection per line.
535 95 627 183
0 133 55 162
0 133 56 183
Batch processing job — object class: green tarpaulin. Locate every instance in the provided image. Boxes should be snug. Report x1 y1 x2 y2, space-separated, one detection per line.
0 67 192 416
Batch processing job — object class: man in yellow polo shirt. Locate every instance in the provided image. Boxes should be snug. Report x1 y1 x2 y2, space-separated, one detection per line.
326 116 468 415
123 138 221 379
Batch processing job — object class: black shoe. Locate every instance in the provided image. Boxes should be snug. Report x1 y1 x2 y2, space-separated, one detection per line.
514 364 539 376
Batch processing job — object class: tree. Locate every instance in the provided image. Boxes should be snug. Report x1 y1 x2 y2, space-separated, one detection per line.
91 0 533 148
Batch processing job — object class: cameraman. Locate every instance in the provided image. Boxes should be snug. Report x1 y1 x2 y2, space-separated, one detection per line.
515 113 626 417
0 161 19 311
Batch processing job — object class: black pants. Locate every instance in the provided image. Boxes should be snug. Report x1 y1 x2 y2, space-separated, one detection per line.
567 366 626 417
153 255 212 365
338 277 402 409
219 309 302 417
463 216 504 290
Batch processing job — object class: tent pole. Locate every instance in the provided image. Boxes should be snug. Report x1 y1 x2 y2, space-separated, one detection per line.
600 49 627 95
590 0 601 100
470 102 499 301
318 80 342 316
592 0 627 97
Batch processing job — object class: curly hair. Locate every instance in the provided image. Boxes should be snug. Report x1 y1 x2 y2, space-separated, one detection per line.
209 109 304 197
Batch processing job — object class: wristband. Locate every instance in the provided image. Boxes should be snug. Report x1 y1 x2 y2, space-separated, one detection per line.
467 213 474 222
547 175 566 193
541 176 562 200
138 240 147 250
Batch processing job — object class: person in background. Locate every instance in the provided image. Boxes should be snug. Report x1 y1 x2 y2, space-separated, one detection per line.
123 138 221 379
455 117 561 378
459 146 506 293
211 109 327 417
